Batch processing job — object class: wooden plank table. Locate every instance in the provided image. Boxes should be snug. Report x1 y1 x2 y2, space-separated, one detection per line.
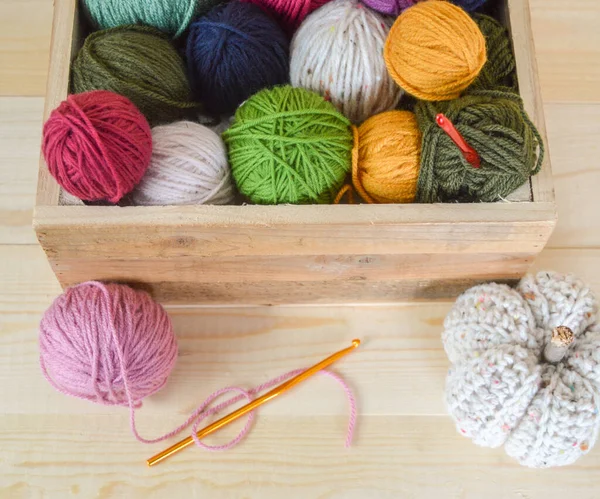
1 0 599 496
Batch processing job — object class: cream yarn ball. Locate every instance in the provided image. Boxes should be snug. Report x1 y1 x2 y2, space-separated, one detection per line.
131 121 235 206
444 271 600 468
290 0 402 123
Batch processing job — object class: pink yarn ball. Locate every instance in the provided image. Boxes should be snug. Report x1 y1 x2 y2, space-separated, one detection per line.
42 90 153 203
243 0 332 32
39 282 177 407
361 0 415 16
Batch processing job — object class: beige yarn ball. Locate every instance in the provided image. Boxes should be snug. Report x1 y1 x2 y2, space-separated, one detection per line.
131 121 235 206
444 271 600 468
290 0 402 123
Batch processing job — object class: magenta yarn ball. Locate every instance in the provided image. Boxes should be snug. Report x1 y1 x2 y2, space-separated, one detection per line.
39 282 177 407
243 0 332 33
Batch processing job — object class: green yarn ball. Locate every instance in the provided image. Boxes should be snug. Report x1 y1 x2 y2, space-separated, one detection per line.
71 26 196 125
415 89 544 203
222 86 353 205
82 0 223 38
470 14 518 91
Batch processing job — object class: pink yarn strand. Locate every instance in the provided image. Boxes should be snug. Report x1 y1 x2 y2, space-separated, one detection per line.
129 367 357 451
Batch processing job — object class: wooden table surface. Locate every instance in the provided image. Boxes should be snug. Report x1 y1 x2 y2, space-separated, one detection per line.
1 0 600 497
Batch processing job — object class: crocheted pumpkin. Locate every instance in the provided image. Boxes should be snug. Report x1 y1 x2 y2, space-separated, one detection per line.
443 271 600 468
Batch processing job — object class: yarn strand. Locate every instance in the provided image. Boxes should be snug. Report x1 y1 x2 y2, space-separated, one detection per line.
128 367 357 450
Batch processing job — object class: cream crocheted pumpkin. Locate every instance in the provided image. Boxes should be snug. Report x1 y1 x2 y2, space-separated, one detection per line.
443 271 600 467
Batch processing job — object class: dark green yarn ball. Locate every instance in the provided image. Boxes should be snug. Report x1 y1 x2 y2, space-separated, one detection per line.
470 14 517 92
71 26 196 125
415 89 544 203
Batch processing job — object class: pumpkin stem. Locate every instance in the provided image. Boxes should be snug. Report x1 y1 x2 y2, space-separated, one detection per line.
544 326 575 363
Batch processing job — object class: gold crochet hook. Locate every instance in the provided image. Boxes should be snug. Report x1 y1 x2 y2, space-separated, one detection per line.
147 339 361 467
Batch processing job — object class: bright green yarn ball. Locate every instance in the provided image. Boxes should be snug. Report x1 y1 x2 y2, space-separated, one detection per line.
82 0 223 38
223 86 354 205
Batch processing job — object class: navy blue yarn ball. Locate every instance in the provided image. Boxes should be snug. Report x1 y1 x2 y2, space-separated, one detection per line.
451 0 488 11
186 1 289 115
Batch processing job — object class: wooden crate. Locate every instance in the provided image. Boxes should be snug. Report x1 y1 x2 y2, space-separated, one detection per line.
33 0 556 305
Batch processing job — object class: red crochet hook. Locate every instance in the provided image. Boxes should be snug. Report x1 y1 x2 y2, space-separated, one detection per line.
436 114 481 169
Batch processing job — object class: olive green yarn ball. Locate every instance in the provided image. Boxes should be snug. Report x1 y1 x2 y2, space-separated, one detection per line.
415 89 544 203
82 0 223 38
222 86 354 205
470 14 517 92
71 26 196 125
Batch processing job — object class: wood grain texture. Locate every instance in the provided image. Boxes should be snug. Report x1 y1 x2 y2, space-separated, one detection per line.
0 1 52 96
544 104 600 248
35 0 77 207
2 414 600 499
508 0 555 203
0 97 44 244
530 0 600 103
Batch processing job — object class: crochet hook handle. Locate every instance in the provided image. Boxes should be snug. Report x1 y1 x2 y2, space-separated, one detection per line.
436 113 481 168
146 339 361 467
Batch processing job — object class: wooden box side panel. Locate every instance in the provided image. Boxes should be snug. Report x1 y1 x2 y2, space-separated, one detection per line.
34 203 556 304
36 0 80 207
508 0 555 203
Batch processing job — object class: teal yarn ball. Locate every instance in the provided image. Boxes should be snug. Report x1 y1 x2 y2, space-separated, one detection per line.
82 0 223 38
415 89 544 203
222 86 353 205
71 26 196 125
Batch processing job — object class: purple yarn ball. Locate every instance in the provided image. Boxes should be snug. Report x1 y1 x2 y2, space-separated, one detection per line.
186 1 289 115
361 0 487 16
361 0 414 16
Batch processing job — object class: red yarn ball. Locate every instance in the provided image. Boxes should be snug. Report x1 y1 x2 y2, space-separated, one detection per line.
42 90 152 203
242 0 331 33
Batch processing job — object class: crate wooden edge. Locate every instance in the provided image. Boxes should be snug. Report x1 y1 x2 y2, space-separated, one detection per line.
35 0 554 211
32 0 558 303
507 0 555 203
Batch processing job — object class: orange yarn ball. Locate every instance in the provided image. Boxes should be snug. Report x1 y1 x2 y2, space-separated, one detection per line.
384 0 487 101
354 110 421 204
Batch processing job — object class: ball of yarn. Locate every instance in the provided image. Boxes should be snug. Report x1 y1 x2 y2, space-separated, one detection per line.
360 0 413 16
354 110 421 204
186 1 289 115
451 0 488 11
222 85 353 204
443 271 600 468
384 0 487 101
361 0 488 15
39 281 177 407
243 0 331 33
81 0 208 38
471 14 517 91
291 0 401 124
71 26 196 125
415 89 544 203
131 121 235 206
42 90 152 203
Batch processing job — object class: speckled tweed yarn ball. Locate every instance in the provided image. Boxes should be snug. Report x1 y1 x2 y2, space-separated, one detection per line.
444 271 600 468
131 121 235 206
290 0 402 123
